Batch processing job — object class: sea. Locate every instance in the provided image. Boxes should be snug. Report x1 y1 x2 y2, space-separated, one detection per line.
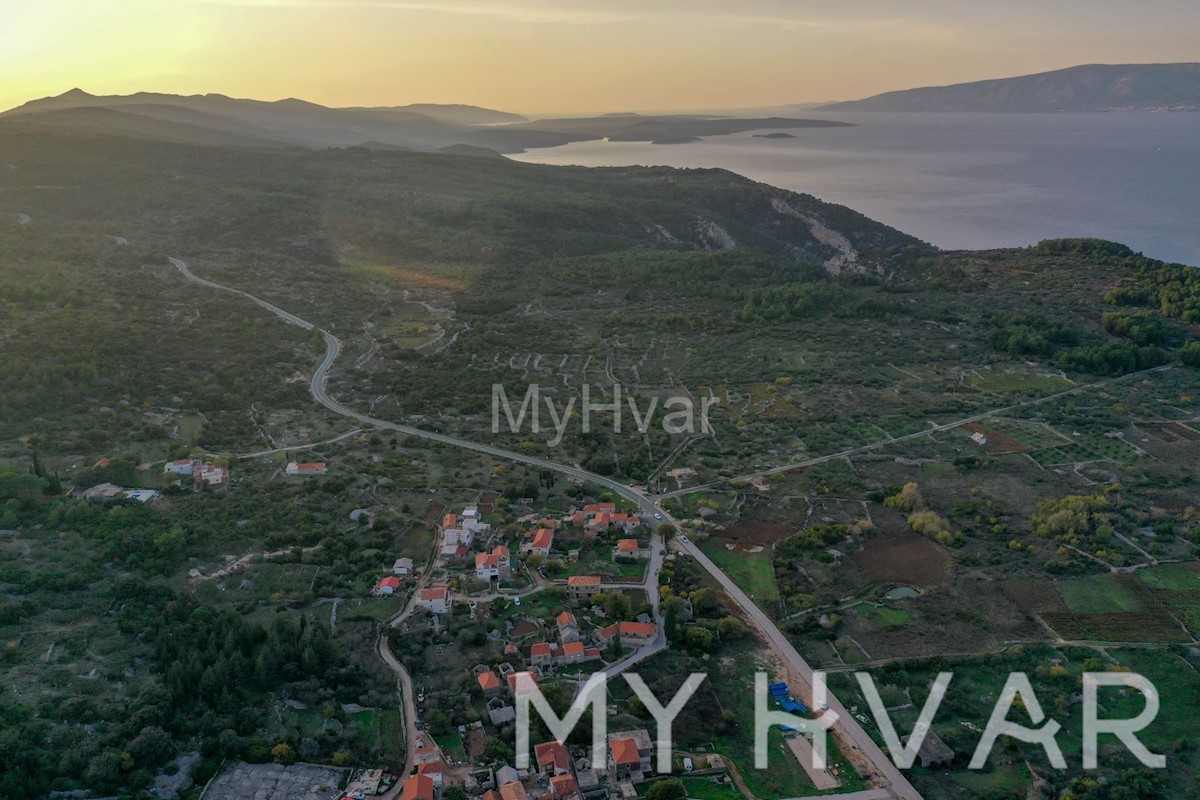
510 112 1200 266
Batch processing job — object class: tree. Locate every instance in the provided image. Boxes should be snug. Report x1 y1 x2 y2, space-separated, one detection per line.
685 627 716 652
716 617 747 641
271 743 296 765
481 737 514 764
426 710 452 736
645 779 687 800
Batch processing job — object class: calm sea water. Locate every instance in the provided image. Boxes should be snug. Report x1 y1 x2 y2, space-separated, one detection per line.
511 112 1200 266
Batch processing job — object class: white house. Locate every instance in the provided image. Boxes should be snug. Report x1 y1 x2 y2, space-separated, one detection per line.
475 546 511 581
286 462 327 476
442 527 475 548
419 586 451 614
163 459 195 476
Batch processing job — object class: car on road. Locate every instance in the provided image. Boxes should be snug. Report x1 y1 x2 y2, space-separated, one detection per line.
653 512 663 520
678 534 689 543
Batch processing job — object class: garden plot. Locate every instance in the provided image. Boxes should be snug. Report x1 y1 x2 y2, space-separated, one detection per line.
1010 570 1199 643
965 367 1073 394
1031 433 1145 466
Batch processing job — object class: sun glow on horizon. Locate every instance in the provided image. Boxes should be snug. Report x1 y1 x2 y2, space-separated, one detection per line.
2 0 1198 114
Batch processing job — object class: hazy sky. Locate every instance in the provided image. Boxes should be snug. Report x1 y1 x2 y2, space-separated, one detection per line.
2 0 1198 113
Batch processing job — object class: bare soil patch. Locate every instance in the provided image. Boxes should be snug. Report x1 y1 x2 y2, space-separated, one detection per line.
851 531 950 586
1002 581 1068 614
722 521 794 546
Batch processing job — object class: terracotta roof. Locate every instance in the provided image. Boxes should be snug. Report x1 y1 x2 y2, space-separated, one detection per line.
535 740 570 772
478 671 501 691
418 762 443 776
530 642 553 658
441 513 458 528
377 576 401 591
567 575 601 586
508 671 538 695
562 641 585 656
616 539 640 551
402 774 434 800
499 783 528 800
620 621 657 638
610 737 641 766
527 528 554 549
556 611 577 627
420 587 449 601
550 775 578 798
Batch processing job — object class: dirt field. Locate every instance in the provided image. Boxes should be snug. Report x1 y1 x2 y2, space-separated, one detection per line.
1001 581 1069 614
964 422 1031 454
722 521 795 546
851 531 950 586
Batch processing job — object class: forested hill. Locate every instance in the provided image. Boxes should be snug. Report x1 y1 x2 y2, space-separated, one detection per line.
0 127 931 273
819 63 1200 112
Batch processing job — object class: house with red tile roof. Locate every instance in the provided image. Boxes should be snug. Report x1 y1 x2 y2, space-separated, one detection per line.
550 774 579 800
440 543 470 560
498 783 528 800
478 670 502 696
619 621 657 645
418 762 444 789
529 641 555 667
534 740 571 776
476 545 511 580
608 737 642 776
608 730 653 781
507 670 539 699
419 586 451 614
566 575 602 599
613 539 648 560
598 621 658 648
375 576 402 596
558 640 600 665
285 461 326 476
556 611 579 643
402 773 435 800
521 528 554 557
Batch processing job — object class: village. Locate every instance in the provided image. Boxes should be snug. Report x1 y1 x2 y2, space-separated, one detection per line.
315 486 857 800
362 500 669 800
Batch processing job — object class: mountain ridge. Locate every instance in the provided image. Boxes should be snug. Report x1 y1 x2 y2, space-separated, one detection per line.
818 63 1200 112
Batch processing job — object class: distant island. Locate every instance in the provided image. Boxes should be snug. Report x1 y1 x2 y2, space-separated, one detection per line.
818 63 1200 112
753 132 797 139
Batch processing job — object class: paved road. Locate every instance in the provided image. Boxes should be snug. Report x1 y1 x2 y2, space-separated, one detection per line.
169 257 917 799
674 531 918 798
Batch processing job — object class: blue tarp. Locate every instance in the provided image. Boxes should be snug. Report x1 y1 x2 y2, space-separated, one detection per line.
780 699 809 714
768 682 790 697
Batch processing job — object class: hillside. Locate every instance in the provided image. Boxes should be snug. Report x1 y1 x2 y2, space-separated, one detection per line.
819 63 1200 112
1 89 857 153
2 120 1200 800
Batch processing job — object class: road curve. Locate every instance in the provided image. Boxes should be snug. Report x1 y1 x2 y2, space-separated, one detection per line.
169 257 920 799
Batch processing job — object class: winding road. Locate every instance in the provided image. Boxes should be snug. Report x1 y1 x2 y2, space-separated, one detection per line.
168 257 920 799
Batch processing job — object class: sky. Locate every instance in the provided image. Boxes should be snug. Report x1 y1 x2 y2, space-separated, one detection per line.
1 0 1198 114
